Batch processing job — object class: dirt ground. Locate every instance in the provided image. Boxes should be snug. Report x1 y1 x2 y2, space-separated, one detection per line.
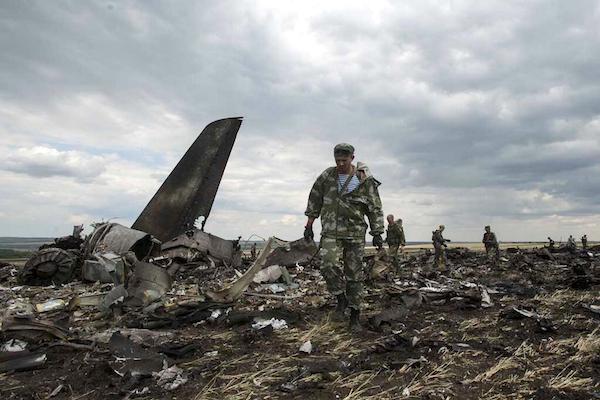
1 245 599 399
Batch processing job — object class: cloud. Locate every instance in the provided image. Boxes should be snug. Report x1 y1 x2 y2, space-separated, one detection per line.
1 1 600 241
3 146 109 181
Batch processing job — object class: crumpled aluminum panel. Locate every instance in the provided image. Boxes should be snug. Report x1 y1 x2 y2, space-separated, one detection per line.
132 117 243 242
161 229 241 267
85 222 159 261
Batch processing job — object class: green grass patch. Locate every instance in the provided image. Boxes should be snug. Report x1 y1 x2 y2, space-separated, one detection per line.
0 248 32 259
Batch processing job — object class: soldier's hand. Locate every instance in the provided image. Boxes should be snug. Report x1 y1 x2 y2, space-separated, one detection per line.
304 225 314 241
372 234 384 249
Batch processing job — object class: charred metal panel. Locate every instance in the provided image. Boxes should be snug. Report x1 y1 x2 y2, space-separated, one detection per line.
161 229 242 267
84 222 160 261
265 238 319 267
132 117 243 242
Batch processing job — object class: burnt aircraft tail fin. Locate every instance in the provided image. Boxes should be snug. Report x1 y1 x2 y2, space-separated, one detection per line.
132 117 243 242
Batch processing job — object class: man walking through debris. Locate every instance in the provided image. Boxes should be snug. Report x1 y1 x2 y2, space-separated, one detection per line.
581 234 588 250
482 225 500 263
304 143 384 332
432 225 449 268
548 237 555 249
567 235 577 252
386 215 405 262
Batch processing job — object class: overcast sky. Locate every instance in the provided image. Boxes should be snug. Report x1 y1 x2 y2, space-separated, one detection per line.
1 0 600 242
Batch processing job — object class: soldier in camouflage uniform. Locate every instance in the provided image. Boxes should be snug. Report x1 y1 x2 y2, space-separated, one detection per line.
386 215 406 262
566 235 577 252
482 225 500 263
432 225 449 268
581 234 588 250
304 143 384 332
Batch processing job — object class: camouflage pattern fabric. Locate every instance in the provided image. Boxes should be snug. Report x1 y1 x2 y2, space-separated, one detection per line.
305 166 384 239
388 243 400 258
483 232 500 262
434 246 446 267
482 232 498 246
386 222 405 246
432 229 446 267
319 237 365 310
432 229 445 248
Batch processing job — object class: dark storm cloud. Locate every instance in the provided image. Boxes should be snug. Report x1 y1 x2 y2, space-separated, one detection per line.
1 0 600 238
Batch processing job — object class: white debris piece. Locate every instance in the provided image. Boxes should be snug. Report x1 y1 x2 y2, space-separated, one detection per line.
583 304 600 315
35 299 66 313
153 365 188 391
209 309 222 320
480 286 493 308
1 339 27 352
253 265 283 283
265 283 286 293
299 340 312 354
252 318 288 330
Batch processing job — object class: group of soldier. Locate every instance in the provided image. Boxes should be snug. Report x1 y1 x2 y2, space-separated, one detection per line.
301 142 590 332
548 234 589 251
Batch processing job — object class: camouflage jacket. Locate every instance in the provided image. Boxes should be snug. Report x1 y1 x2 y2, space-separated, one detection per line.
305 166 384 239
386 223 405 246
432 230 445 248
482 232 498 246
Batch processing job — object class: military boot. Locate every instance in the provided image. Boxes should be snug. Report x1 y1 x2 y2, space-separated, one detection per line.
331 294 348 322
349 308 362 333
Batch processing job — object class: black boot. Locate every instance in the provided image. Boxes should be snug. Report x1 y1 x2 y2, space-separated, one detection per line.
331 294 348 322
349 308 362 333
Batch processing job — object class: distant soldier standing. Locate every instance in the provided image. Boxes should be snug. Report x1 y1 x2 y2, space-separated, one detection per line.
250 243 257 260
385 215 406 262
547 237 555 249
432 225 449 268
567 235 577 252
304 143 384 332
581 234 588 250
482 225 500 262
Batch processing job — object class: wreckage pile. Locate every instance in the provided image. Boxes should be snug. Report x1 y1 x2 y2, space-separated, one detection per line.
1 119 598 398
1 231 599 399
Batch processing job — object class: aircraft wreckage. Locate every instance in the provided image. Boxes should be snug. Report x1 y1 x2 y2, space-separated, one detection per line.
1 118 599 398
17 117 318 301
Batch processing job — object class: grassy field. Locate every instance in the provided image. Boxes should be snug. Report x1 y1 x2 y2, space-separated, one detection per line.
0 248 32 259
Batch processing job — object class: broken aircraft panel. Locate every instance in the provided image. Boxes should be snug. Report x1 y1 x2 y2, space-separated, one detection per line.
264 237 319 267
84 222 161 261
132 117 243 242
161 229 242 267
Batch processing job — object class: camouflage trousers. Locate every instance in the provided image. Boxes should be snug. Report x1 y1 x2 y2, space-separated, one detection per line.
388 244 400 258
485 245 500 263
320 237 365 310
433 245 446 267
